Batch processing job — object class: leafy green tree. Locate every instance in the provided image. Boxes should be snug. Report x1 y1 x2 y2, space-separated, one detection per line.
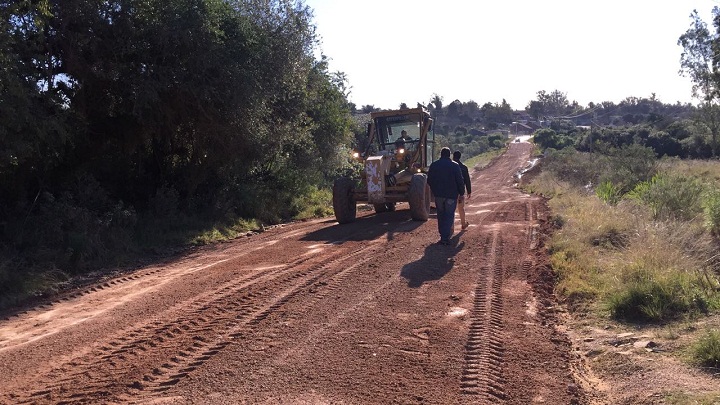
526 90 573 119
533 128 574 151
0 0 356 281
679 7 720 156
480 99 513 126
447 99 461 117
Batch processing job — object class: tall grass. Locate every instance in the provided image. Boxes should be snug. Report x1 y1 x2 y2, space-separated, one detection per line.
528 151 720 323
465 148 505 171
607 264 710 322
690 330 720 369
595 181 622 205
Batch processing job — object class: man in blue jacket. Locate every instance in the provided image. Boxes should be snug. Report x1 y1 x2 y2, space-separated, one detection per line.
427 147 466 245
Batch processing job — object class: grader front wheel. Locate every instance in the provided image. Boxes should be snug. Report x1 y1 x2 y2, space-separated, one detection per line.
333 177 357 224
408 173 430 221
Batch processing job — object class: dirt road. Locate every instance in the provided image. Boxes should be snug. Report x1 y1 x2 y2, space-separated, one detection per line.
0 142 583 404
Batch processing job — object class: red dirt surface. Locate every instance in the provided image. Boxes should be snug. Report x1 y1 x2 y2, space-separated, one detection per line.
0 142 584 404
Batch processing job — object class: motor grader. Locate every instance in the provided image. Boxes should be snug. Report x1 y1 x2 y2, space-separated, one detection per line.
332 107 436 224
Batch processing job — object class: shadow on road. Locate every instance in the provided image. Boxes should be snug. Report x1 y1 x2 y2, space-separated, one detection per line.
302 209 425 242
400 236 465 288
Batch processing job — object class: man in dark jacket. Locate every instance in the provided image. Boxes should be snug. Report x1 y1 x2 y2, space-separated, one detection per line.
453 151 472 230
427 147 465 245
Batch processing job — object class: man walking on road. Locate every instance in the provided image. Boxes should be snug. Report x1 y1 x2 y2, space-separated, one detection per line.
427 147 466 245
453 151 472 230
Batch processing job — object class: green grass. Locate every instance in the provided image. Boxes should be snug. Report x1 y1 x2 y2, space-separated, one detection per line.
465 148 505 171
690 330 720 369
606 267 709 322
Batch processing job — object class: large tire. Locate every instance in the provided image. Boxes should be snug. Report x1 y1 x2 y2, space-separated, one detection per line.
333 177 357 224
408 173 430 221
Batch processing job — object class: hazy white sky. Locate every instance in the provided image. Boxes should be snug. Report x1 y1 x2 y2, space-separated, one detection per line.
305 0 720 110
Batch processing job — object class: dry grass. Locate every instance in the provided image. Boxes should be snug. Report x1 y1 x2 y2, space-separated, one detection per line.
531 157 720 319
530 154 720 401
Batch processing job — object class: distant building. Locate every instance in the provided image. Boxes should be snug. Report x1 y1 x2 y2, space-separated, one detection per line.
526 121 543 131
510 122 534 135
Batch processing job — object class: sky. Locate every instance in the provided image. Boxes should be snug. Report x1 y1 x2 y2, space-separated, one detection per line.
304 0 720 111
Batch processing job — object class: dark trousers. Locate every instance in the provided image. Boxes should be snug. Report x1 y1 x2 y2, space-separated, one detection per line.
434 197 457 242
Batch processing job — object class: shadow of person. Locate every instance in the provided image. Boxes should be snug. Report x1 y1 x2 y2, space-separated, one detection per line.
400 237 465 288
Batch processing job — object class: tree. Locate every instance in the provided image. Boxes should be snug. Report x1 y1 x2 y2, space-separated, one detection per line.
678 7 720 156
430 93 443 114
526 90 573 119
447 99 461 117
480 100 513 126
0 0 354 223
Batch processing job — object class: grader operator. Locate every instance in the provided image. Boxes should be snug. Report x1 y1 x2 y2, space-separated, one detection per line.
332 107 436 224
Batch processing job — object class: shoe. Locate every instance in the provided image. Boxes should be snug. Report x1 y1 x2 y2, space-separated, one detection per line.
462 221 469 230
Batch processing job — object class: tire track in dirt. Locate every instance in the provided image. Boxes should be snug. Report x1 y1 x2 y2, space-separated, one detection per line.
0 218 375 355
6 238 383 404
461 231 507 402
0 223 316 352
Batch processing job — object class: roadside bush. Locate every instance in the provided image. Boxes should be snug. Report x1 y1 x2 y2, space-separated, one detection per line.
607 266 708 322
543 148 598 188
293 186 333 220
690 330 720 369
626 174 705 221
599 144 658 193
149 185 180 219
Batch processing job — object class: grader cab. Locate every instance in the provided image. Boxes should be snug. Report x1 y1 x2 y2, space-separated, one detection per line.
332 107 436 224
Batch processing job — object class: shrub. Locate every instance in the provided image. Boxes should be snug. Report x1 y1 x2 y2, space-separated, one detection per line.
596 181 622 205
600 144 658 193
607 267 708 322
626 174 704 221
690 330 720 369
293 187 333 220
543 148 598 188
149 185 180 219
